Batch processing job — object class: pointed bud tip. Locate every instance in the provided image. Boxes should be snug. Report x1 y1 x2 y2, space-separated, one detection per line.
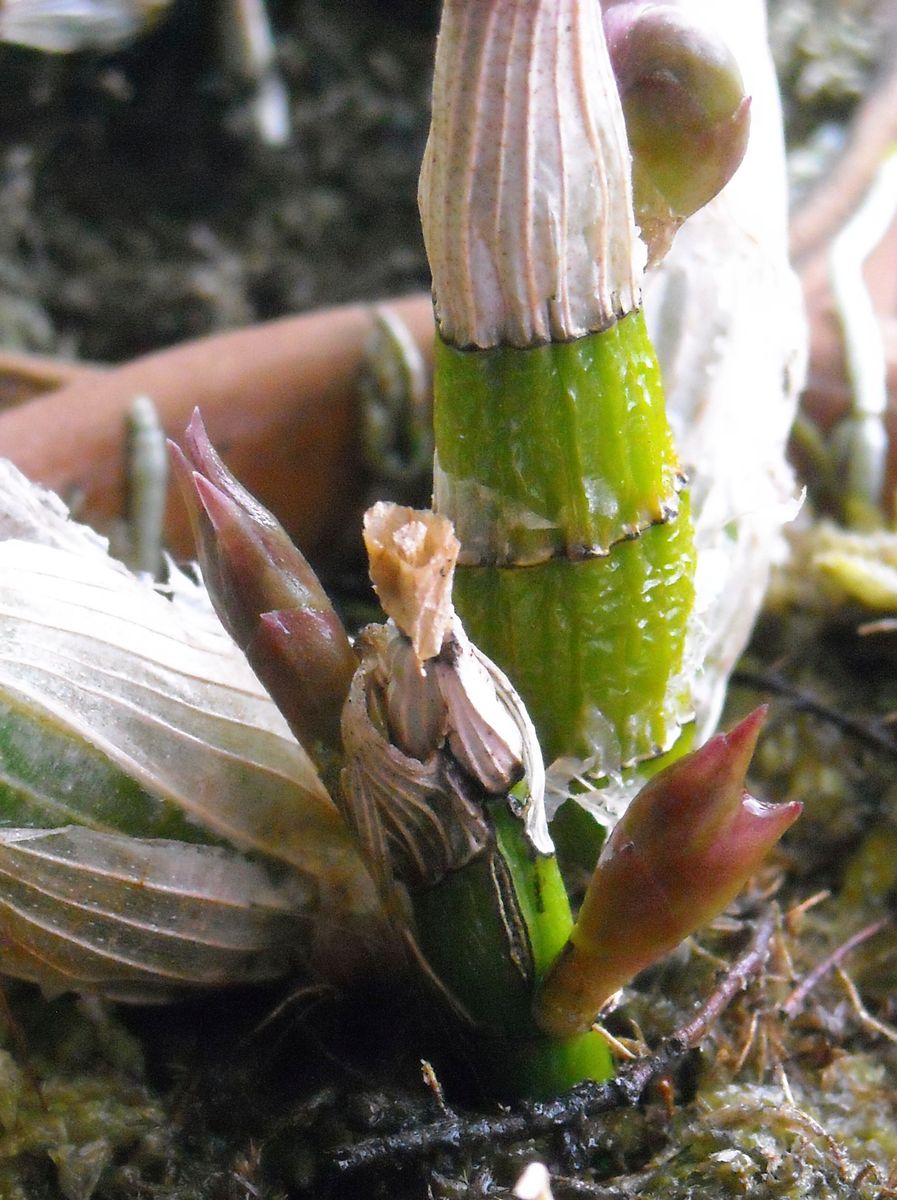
190 471 239 534
183 408 228 487
184 406 209 455
732 792 802 855
168 438 216 560
633 706 767 831
171 417 357 767
167 438 192 489
535 708 798 1036
717 704 767 763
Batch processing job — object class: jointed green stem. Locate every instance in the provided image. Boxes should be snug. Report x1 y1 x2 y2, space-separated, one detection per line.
434 312 696 772
410 800 613 1098
435 312 682 564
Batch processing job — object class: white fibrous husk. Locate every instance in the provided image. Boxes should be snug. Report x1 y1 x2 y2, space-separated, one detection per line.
434 618 550 855
0 459 375 996
419 0 644 349
0 826 309 1001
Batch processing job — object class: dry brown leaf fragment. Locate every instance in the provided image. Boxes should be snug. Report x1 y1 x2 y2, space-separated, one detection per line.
363 501 459 663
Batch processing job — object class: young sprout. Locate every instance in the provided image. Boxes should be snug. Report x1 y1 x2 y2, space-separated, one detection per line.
171 410 356 777
219 0 292 147
602 1 751 262
340 500 614 1097
124 394 168 580
535 708 801 1037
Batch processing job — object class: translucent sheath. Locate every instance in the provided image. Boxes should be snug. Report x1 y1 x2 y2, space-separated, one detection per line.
0 466 377 1001
434 312 696 770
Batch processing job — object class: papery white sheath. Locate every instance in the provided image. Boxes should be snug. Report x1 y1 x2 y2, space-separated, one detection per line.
0 459 374 1000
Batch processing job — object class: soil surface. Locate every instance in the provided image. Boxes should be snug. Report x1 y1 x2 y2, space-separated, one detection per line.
0 0 438 364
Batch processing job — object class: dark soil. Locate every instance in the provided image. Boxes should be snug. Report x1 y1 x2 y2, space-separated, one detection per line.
0 0 438 363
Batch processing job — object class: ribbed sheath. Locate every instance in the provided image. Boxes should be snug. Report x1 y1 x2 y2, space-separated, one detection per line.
419 0 644 350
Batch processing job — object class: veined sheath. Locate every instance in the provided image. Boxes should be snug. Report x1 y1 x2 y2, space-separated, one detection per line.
434 311 696 772
420 0 697 781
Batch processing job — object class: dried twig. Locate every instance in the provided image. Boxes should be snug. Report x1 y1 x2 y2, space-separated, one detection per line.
781 918 888 1018
329 907 777 1177
837 964 897 1046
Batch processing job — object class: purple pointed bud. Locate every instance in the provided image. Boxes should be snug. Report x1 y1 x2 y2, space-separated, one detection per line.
250 609 356 761
534 709 800 1037
170 411 356 768
602 1 750 263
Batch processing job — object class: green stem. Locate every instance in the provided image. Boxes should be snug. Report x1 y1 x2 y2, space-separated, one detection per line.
410 800 613 1099
434 311 696 771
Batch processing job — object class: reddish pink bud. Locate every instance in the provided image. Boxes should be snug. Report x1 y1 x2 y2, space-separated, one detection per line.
170 411 356 768
250 609 357 763
534 708 800 1037
602 1 750 262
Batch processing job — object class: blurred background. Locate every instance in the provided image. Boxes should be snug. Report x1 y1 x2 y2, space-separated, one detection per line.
0 0 889 368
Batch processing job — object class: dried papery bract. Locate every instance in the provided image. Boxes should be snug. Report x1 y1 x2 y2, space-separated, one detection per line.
0 458 374 998
363 501 459 664
171 410 357 771
534 709 801 1037
419 0 643 351
602 1 750 263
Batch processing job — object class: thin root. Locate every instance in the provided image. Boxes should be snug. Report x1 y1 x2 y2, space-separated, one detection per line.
837 965 897 1046
782 919 888 1018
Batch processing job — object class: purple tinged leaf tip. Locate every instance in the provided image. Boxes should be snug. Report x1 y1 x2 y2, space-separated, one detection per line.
534 708 800 1037
170 410 356 770
250 608 357 759
184 408 282 534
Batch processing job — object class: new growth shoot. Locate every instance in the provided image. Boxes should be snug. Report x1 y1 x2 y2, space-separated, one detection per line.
0 0 799 1109
174 0 796 1099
